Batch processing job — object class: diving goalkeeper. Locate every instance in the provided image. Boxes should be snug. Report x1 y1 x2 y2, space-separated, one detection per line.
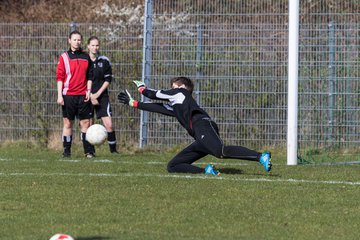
118 77 272 175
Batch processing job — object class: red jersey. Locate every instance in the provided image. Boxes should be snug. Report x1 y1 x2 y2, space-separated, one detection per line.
56 49 93 96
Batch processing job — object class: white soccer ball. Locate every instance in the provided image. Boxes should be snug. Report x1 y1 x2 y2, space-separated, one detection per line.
86 124 108 145
49 233 74 240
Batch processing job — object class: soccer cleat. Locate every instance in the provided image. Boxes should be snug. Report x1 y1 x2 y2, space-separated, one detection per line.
85 153 95 158
62 148 71 158
259 152 272 172
204 164 220 176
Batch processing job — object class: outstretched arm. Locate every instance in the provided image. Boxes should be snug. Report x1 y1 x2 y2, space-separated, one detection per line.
133 80 160 100
132 80 182 102
138 102 175 117
117 90 175 117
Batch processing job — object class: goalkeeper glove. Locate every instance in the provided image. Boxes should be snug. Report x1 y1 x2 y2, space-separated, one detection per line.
117 90 138 108
133 80 146 93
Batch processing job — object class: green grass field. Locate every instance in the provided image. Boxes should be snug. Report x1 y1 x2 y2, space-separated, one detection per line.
0 142 359 240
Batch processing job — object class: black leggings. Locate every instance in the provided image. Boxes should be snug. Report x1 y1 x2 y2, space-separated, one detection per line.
167 119 261 174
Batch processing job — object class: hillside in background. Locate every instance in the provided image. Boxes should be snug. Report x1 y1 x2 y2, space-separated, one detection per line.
0 0 142 22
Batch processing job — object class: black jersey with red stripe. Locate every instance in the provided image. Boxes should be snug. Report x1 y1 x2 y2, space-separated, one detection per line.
137 88 210 137
56 49 93 96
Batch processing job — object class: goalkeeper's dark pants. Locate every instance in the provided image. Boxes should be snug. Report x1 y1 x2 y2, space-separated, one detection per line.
167 118 261 174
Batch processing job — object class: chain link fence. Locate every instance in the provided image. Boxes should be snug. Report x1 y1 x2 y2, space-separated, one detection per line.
0 1 359 162
0 22 143 148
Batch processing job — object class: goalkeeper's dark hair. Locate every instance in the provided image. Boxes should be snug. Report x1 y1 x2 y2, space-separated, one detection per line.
171 77 194 94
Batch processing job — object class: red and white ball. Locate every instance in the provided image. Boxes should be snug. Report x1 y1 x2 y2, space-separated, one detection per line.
49 233 74 240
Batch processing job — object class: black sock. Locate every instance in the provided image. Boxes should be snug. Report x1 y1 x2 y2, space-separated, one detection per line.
107 131 117 152
62 135 72 155
81 132 95 154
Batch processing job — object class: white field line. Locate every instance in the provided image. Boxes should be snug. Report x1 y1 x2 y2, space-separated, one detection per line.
1 157 251 166
2 157 359 166
1 157 359 186
0 171 359 186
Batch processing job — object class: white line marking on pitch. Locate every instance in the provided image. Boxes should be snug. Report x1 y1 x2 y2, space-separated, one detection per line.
2 157 359 166
58 159 250 166
0 172 359 186
1 157 250 166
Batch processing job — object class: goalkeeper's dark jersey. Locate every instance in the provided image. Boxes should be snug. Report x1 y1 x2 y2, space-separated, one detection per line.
137 88 210 137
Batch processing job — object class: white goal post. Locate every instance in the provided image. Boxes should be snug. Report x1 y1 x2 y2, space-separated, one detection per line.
287 0 300 165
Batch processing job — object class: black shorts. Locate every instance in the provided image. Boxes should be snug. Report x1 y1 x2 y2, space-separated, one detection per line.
62 95 93 120
92 96 112 119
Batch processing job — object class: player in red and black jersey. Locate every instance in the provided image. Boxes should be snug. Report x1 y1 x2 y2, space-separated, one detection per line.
118 77 272 175
56 30 94 158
